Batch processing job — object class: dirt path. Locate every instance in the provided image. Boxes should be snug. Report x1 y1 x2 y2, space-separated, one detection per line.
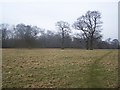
87 51 113 88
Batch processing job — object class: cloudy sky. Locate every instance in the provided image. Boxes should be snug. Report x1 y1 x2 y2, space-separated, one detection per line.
0 0 119 40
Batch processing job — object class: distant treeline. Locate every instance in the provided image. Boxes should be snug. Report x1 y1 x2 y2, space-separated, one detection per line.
1 10 119 49
0 23 119 49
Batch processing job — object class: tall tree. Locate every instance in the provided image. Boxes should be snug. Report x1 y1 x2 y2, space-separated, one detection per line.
15 24 39 48
0 24 11 47
56 21 71 49
73 11 102 50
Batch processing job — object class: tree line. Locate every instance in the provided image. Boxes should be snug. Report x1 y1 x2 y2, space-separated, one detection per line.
0 11 119 49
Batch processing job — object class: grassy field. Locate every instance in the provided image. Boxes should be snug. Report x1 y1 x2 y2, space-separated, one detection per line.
2 49 118 88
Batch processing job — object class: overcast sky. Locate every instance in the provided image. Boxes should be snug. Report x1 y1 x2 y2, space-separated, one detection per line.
0 0 119 40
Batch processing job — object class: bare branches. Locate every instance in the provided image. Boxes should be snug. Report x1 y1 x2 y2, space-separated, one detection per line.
73 10 103 50
56 21 71 49
56 21 71 34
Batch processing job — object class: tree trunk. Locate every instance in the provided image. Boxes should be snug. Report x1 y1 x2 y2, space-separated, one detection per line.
61 32 64 49
86 40 89 50
90 37 93 50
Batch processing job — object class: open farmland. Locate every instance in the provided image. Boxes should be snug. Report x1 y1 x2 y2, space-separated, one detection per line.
2 49 118 88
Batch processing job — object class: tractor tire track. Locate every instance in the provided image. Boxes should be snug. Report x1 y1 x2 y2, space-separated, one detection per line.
87 51 113 88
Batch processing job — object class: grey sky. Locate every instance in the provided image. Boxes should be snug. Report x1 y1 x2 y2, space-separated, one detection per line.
0 0 118 40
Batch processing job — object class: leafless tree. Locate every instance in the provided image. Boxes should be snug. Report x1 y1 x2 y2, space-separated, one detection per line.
14 24 39 48
0 24 12 47
73 11 102 50
56 21 71 49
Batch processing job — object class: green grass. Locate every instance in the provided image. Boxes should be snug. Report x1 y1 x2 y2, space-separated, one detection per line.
2 49 118 88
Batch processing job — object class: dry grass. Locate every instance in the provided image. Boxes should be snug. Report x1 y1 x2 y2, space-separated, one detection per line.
2 49 118 88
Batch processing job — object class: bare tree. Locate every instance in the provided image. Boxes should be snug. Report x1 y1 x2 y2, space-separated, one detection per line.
0 24 9 41
56 21 71 49
0 24 12 47
111 39 119 49
15 24 39 48
73 11 102 50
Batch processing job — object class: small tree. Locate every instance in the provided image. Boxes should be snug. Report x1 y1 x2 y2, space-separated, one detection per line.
56 21 71 49
73 11 102 50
